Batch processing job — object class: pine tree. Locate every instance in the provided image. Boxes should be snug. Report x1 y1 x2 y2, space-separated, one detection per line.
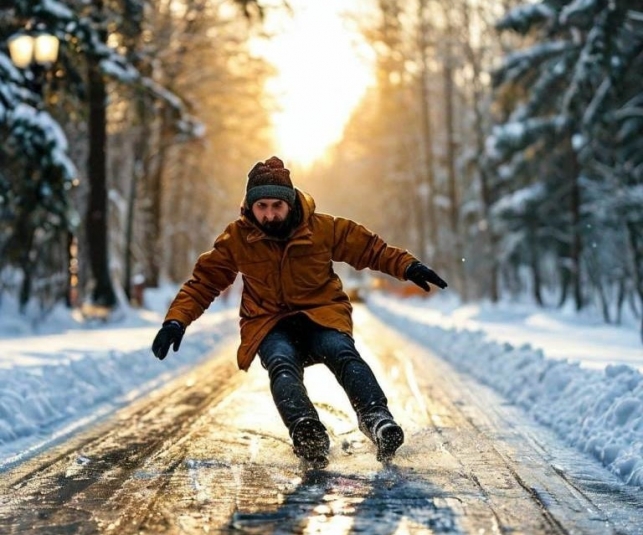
487 0 643 329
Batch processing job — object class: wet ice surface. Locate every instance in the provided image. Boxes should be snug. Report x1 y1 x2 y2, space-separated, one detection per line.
119 326 642 534
166 360 458 534
185 462 457 534
159 361 462 534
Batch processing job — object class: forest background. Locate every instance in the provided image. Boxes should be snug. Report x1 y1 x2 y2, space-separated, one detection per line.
0 0 642 340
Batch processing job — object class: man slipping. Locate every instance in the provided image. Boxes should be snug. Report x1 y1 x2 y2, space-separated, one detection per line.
152 156 448 469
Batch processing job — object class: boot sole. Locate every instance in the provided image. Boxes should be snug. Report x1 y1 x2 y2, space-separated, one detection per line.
376 423 404 462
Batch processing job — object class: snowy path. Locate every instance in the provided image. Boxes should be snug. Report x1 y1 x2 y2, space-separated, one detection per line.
1 308 642 534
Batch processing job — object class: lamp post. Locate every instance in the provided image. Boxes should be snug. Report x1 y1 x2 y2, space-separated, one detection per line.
7 28 77 307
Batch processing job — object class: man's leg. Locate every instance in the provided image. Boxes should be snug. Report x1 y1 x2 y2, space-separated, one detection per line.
309 327 404 461
258 325 329 466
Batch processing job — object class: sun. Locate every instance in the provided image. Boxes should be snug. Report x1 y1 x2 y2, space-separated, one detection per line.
252 1 375 168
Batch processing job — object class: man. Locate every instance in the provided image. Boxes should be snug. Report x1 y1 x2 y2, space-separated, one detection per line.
152 156 447 468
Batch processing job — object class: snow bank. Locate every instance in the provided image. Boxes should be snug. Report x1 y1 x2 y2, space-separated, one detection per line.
367 293 643 488
0 296 237 469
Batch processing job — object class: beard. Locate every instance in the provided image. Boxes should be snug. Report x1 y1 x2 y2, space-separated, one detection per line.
260 215 293 239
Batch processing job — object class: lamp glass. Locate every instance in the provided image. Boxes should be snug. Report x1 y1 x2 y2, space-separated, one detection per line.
8 34 35 68
34 34 59 64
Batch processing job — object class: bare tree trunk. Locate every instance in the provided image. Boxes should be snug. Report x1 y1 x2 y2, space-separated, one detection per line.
568 143 583 311
530 249 543 306
626 221 643 343
17 219 35 311
417 0 437 262
616 276 625 325
459 1 498 302
143 106 172 288
123 90 154 299
85 6 117 307
444 61 458 247
557 262 570 307
443 34 464 295
123 156 138 301
121 0 146 301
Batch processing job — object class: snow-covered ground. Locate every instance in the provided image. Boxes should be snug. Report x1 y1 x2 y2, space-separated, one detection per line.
0 287 642 490
0 287 239 471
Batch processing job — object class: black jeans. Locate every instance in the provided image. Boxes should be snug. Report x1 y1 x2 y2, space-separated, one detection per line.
257 314 392 437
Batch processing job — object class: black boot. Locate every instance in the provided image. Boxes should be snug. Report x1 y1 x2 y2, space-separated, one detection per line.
373 419 404 462
290 417 330 469
359 409 404 462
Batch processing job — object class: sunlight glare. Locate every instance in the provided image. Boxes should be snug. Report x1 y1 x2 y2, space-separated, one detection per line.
252 1 375 167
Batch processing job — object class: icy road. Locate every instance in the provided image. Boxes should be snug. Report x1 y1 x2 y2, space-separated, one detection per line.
1 308 642 534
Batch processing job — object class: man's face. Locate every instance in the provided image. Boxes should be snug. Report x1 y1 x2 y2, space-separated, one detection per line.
251 198 291 233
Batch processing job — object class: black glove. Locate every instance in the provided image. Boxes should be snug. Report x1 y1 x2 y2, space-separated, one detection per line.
405 261 448 292
152 320 185 360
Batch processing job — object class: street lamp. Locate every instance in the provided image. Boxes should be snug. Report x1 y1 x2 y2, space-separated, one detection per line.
8 31 60 68
8 29 60 97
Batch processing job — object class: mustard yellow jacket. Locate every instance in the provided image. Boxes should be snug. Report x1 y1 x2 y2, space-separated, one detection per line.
165 190 418 370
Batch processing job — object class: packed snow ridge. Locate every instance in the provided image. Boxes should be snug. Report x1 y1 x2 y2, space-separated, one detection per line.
0 299 238 470
367 293 643 488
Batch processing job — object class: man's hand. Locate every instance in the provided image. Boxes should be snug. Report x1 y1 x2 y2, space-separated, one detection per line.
405 262 448 292
152 320 185 360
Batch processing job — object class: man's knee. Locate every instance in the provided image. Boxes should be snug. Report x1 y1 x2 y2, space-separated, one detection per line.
316 329 358 358
260 341 303 381
260 332 297 365
269 356 303 381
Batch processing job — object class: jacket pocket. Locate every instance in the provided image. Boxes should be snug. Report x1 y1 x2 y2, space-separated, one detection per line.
289 250 331 290
238 259 277 285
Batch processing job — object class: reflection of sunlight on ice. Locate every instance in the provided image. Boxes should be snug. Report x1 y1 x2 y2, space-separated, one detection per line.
184 459 228 504
391 518 417 535
303 508 354 534
401 357 430 421
187 466 210 504
303 490 359 534
231 464 243 510
249 434 260 463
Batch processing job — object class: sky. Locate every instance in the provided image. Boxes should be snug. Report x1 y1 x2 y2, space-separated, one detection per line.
250 0 375 167
0 284 642 489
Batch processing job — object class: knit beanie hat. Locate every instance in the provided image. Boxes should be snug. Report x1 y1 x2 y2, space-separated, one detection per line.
245 156 296 206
